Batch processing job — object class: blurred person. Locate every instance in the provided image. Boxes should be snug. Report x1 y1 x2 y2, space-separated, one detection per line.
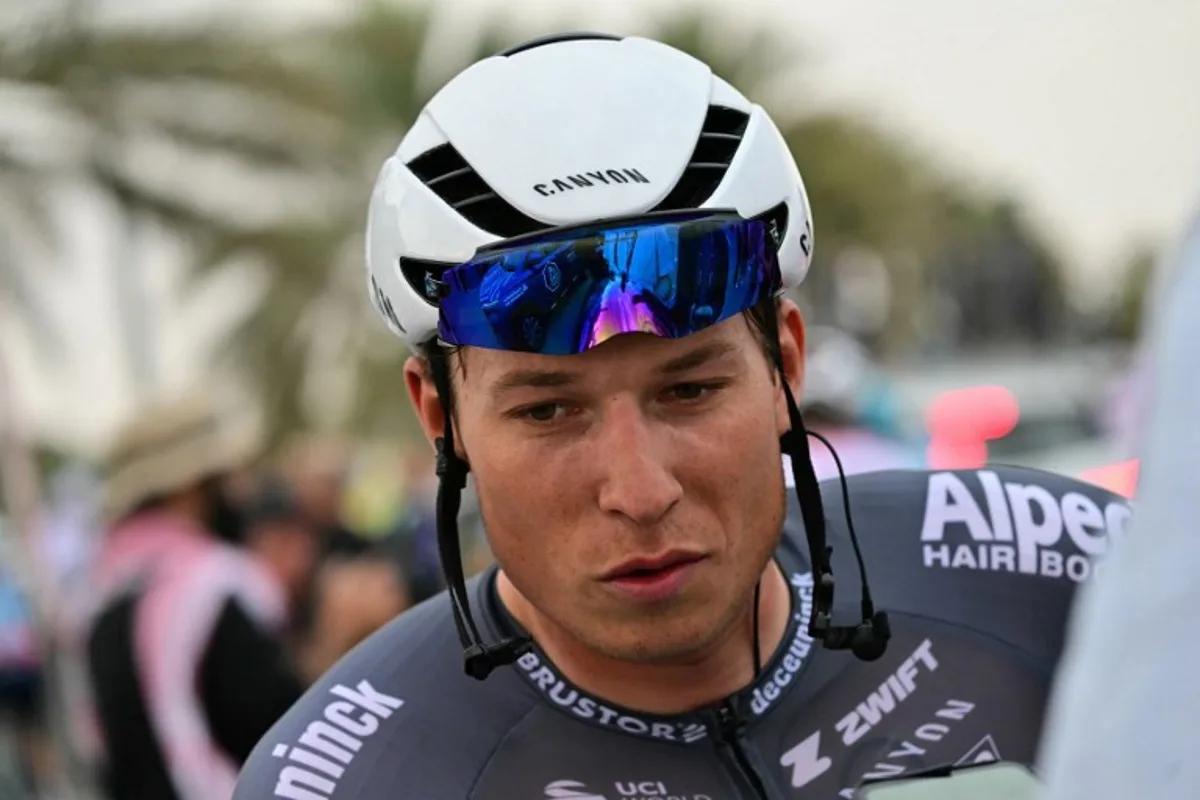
1074 358 1146 497
241 477 322 642
340 447 413 540
280 435 372 559
34 464 115 795
785 326 921 483
38 465 103 636
375 448 445 605
1038 204 1200 797
241 472 412 683
378 448 498 607
83 392 304 800
0 528 48 795
298 550 411 683
236 33 1132 798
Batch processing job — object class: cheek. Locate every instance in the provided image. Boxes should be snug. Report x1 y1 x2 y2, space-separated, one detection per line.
469 435 589 575
682 403 786 543
686 400 781 482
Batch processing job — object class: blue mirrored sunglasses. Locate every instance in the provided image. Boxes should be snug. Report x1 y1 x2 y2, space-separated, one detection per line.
436 210 783 356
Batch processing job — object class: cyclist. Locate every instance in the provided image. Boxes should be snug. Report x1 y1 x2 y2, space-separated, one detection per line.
234 33 1132 798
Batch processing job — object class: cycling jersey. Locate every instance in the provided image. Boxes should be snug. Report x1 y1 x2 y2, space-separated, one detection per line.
235 465 1130 800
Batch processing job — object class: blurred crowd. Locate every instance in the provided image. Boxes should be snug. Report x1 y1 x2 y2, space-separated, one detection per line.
0 390 493 797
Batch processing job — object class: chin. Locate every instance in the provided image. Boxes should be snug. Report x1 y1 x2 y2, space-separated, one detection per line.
585 613 727 665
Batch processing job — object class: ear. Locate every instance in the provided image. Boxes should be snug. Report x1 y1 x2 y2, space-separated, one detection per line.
403 356 446 444
404 355 473 463
774 298 806 437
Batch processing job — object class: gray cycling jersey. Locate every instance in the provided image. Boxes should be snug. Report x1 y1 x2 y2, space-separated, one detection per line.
235 466 1131 799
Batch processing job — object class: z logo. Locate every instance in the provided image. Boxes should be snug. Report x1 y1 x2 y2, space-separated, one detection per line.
781 730 832 789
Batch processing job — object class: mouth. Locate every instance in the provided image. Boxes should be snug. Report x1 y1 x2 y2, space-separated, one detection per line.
604 551 707 580
600 551 708 602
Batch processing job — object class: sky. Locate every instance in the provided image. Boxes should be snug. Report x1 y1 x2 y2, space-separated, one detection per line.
4 0 1200 456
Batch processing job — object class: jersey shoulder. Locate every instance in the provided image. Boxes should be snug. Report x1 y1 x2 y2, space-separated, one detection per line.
233 578 537 799
782 465 1133 664
830 465 1133 566
784 465 1133 569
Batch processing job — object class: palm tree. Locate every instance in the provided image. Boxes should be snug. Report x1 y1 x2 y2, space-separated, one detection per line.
0 9 367 789
196 2 518 443
0 2 359 400
0 110 63 357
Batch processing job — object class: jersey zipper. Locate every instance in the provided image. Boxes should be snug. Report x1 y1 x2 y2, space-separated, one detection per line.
716 701 772 800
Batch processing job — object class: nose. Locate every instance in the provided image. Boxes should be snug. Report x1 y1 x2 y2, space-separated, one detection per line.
595 397 683 527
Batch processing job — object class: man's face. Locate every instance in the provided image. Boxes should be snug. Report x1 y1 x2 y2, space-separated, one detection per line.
407 303 805 664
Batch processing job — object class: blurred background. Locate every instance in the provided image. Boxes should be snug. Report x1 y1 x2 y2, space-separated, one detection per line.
0 0 1196 795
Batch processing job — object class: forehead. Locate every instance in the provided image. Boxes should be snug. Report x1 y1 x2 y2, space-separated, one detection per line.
459 313 761 396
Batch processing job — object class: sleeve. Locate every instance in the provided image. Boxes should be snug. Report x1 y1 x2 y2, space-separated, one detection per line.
199 597 306 763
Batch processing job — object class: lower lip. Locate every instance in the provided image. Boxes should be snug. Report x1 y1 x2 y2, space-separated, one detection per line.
604 559 702 602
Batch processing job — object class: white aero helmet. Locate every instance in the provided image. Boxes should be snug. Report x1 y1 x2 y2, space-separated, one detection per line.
365 32 814 352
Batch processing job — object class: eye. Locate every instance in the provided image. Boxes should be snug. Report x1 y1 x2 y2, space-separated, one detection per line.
666 382 723 403
513 402 568 423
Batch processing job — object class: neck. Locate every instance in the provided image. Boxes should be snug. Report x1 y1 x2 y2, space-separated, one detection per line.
497 560 792 715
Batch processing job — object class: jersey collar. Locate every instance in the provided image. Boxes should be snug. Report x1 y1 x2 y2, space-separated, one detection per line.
476 531 816 745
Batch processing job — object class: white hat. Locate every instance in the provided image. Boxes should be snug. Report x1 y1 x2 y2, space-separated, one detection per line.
102 390 260 523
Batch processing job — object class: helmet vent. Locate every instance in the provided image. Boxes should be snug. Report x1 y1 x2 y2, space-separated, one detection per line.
407 104 749 237
653 105 750 212
407 143 547 238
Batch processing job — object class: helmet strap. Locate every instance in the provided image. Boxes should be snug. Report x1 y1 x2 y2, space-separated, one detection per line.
779 376 890 661
428 352 531 680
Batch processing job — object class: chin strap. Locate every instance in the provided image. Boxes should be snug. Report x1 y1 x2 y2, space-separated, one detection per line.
429 353 531 681
779 380 890 662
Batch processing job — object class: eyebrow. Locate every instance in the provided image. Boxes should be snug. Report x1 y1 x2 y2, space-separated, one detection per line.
490 368 581 399
658 340 740 375
489 340 740 399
